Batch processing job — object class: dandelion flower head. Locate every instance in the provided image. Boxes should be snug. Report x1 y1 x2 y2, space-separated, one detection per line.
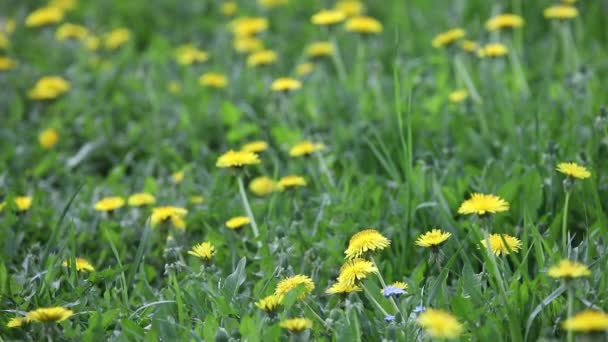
457 193 509 216
274 274 315 299
188 242 215 261
278 175 307 189
337 258 378 286
199 72 228 88
289 140 325 157
557 162 591 179
225 216 250 230
127 192 156 206
418 309 463 339
216 150 261 168
432 28 465 48
26 307 74 323
479 234 522 256
62 257 95 272
311 9 346 26
280 318 313 332
416 229 451 248
249 176 279 196
255 294 283 313
94 196 125 212
485 14 524 31
345 16 383 34
344 229 390 259
548 259 591 279
562 310 608 332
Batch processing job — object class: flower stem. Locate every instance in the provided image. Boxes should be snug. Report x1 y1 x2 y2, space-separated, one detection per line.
361 282 389 317
370 257 402 317
316 151 335 187
330 36 348 85
453 54 482 104
562 190 571 256
237 175 259 238
566 284 574 342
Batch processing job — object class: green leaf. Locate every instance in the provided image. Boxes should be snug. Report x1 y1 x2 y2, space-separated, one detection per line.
223 257 247 299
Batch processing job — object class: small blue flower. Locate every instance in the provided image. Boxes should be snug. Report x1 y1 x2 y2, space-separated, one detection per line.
382 285 406 298
413 305 426 314
384 314 396 323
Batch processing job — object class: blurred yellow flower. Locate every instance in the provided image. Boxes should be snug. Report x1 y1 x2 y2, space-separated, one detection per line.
104 28 130 50
544 5 578 19
25 6 64 28
289 140 325 157
249 176 279 196
280 318 313 332
258 0 288 8
56 23 89 41
485 14 524 31
295 62 314 76
562 310 608 332
255 294 283 313
458 193 509 216
337 258 378 286
28 76 70 100
94 197 125 212
478 43 508 58
216 150 261 168
233 36 264 53
62 257 95 272
168 81 181 94
326 281 362 294
335 0 365 17
271 77 302 92
418 309 463 339
221 1 238 16
306 41 335 58
345 16 383 34
190 195 204 204
26 307 73 323
175 44 209 65
6 317 23 328
275 274 315 299
83 35 100 51
188 242 215 261
311 9 346 26
461 40 478 53
557 162 591 179
416 229 451 247
0 32 8 49
171 170 185 184
448 89 468 103
150 206 188 229
127 192 156 206
278 175 307 189
432 28 465 48
230 17 268 36
344 229 390 259
479 234 522 256
247 49 277 67
0 196 32 212
0 56 16 71
39 128 59 149
548 259 591 279
199 72 228 88
241 141 268 153
225 216 250 230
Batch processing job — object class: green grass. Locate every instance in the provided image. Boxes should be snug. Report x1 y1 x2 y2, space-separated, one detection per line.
1 0 608 341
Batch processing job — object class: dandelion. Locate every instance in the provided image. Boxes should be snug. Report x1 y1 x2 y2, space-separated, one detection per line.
335 0 364 17
104 28 130 50
478 43 508 58
28 76 70 100
233 36 264 53
0 56 16 71
271 77 302 92
275 275 315 299
382 281 408 297
7 317 23 328
337 258 378 286
295 62 314 76
311 10 346 26
241 141 268 153
230 17 268 36
432 28 465 48
150 206 188 229
62 257 95 272
216 150 261 168
171 170 185 184
246 49 278 67
306 41 335 58
557 162 591 179
199 72 228 89
448 90 468 103
345 16 383 34
94 197 125 212
190 196 204 204
249 176 278 196
175 44 209 65
167 81 181 94
280 318 312 333
55 23 89 41
418 309 463 339
289 140 325 157
544 5 578 20
188 242 215 261
562 310 608 332
461 40 478 53
39 128 59 149
225 216 250 230
485 14 524 31
278 175 307 189
479 234 522 256
127 192 156 206
344 229 390 259
416 229 451 248
221 2 238 16
548 259 591 279
25 6 64 28
25 307 74 323
326 281 362 294
457 193 509 216
255 294 283 313
0 196 33 212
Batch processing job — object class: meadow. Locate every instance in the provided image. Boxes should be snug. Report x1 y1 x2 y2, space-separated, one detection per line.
1 0 608 341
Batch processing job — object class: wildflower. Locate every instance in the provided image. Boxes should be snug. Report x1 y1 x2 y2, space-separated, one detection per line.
289 140 325 157
280 318 312 333
25 6 64 28
28 76 70 100
345 16 383 34
413 305 427 314
295 62 314 76
230 17 268 36
0 56 17 71
150 206 188 229
326 281 362 294
478 43 508 58
167 81 181 94
225 216 250 230
479 234 522 256
485 14 524 31
25 307 74 323
337 258 378 286
171 170 185 184
306 41 335 58
278 175 307 189
233 36 264 53
255 294 283 313
448 90 468 103
271 77 302 92
7 317 23 328
221 2 238 16
188 242 215 261
247 49 278 67
0 196 32 212
562 310 608 332
311 10 346 26
199 72 228 88
127 192 156 206
416 229 451 248
344 229 390 259
556 162 591 179
38 128 59 149
83 35 100 51
382 282 408 297
175 44 209 65
258 0 288 8
94 197 125 212
385 315 396 323
335 0 365 17
461 40 478 53
55 23 89 41
432 28 466 48
457 193 509 216
274 275 315 299
249 176 278 196
241 141 268 153
190 196 204 204
548 259 591 279
544 5 578 19
216 150 261 168
104 28 130 50
62 258 95 272
418 309 463 339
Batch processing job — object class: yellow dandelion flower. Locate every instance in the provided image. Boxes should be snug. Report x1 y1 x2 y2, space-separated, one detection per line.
326 281 362 294
544 5 578 20
391 281 408 290
233 36 264 53
274 274 315 299
306 41 335 58
167 81 181 94
479 234 522 256
150 206 188 229
171 170 185 184
199 72 228 89
25 6 64 28
478 43 508 58
175 44 209 65
255 294 283 313
311 9 346 26
345 16 383 34
0 56 17 71
225 216 250 230
104 28 130 50
448 89 468 103
289 140 325 157
457 193 509 216
15 197 32 211
26 307 74 323
461 40 478 53
280 318 313 332
249 176 279 196
241 141 268 153
94 197 125 212
221 2 238 16
28 76 70 100
216 150 261 168
335 0 365 17
295 62 314 76
485 14 524 31
55 23 88 41
562 310 608 332
416 229 451 248
432 28 466 48
548 259 591 279
278 175 307 190
190 195 204 204
337 258 378 286
556 162 591 179
344 229 390 259
127 192 156 206
230 17 268 37
62 257 95 272
271 77 302 92
38 128 59 149
247 49 278 67
418 309 463 339
258 0 288 8
7 316 23 328
188 242 215 261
